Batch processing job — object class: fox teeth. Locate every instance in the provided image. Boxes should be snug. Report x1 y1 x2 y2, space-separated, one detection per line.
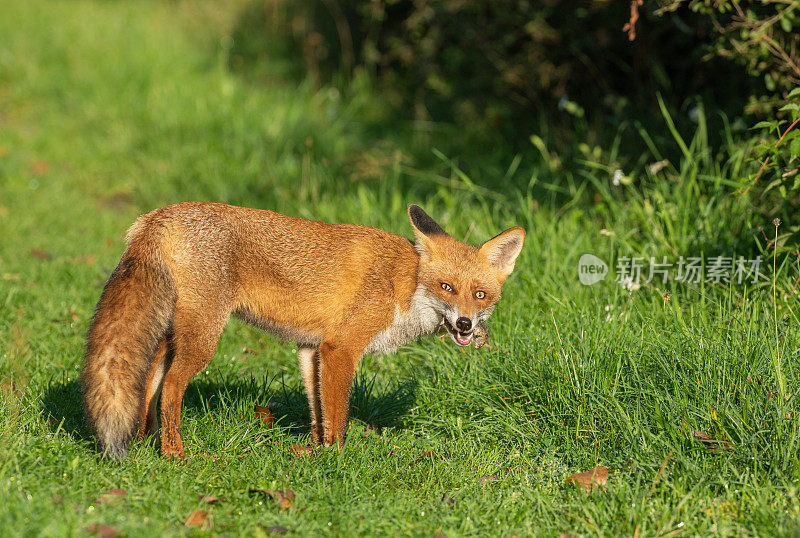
455 331 473 346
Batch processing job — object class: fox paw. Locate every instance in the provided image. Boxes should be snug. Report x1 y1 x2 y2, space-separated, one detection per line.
161 447 186 460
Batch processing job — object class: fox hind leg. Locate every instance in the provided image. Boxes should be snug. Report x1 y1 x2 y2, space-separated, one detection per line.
159 304 227 459
137 337 173 441
298 346 322 444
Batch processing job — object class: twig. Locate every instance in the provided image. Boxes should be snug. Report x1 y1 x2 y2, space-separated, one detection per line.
742 116 800 194
623 0 644 41
319 0 354 76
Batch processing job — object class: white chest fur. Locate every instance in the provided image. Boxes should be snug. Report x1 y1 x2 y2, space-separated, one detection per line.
364 285 442 355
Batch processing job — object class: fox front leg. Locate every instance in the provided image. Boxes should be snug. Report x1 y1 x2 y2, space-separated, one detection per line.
317 339 364 449
298 346 322 445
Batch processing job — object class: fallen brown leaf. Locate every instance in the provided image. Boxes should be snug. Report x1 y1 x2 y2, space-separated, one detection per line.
289 443 313 457
566 467 609 490
275 490 295 509
435 532 448 538
94 488 127 505
85 524 119 537
197 494 226 504
32 160 50 174
30 249 52 260
249 488 295 509
99 191 134 211
254 404 274 427
478 475 499 485
184 510 211 528
693 430 733 450
70 254 96 266
410 450 443 466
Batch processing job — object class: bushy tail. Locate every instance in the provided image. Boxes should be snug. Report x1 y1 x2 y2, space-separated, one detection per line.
81 245 176 459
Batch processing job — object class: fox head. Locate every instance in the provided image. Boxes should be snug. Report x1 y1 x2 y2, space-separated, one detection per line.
408 204 525 347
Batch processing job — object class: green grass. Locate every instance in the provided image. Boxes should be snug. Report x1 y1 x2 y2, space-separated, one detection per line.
2 0 800 536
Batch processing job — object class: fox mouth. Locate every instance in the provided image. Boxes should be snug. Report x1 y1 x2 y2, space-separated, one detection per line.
441 319 474 347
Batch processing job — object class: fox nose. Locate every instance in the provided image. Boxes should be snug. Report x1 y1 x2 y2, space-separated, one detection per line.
455 317 472 332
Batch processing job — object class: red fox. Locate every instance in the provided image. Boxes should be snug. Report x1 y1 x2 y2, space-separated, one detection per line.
82 202 524 459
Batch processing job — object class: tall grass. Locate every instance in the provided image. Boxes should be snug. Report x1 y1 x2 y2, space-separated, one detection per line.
1 0 799 535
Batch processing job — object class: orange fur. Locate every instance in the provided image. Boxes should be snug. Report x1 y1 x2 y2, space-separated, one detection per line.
81 202 524 458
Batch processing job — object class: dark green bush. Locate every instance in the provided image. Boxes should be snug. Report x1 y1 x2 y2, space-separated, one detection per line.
227 0 798 222
229 1 765 147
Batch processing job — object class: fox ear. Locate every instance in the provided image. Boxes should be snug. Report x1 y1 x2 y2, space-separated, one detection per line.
408 204 447 259
408 204 447 237
479 227 525 279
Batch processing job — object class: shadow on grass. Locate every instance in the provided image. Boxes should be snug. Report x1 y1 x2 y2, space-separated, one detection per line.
40 377 93 442
41 372 417 446
182 372 418 434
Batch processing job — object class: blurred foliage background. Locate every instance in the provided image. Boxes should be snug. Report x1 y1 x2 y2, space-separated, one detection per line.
227 0 800 232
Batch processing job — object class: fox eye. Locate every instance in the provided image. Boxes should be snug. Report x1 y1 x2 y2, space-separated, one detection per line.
474 290 486 300
440 282 454 293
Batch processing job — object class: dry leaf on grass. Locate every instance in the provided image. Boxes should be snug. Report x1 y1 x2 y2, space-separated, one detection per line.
410 450 444 466
254 404 274 427
249 488 295 509
99 191 134 211
184 510 211 528
30 248 52 260
289 443 313 457
197 494 226 504
566 467 609 490
85 524 119 537
478 475 499 485
693 430 733 450
31 160 50 174
94 489 126 505
69 254 97 266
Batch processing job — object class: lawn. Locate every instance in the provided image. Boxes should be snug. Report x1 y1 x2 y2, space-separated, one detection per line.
1 0 799 536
